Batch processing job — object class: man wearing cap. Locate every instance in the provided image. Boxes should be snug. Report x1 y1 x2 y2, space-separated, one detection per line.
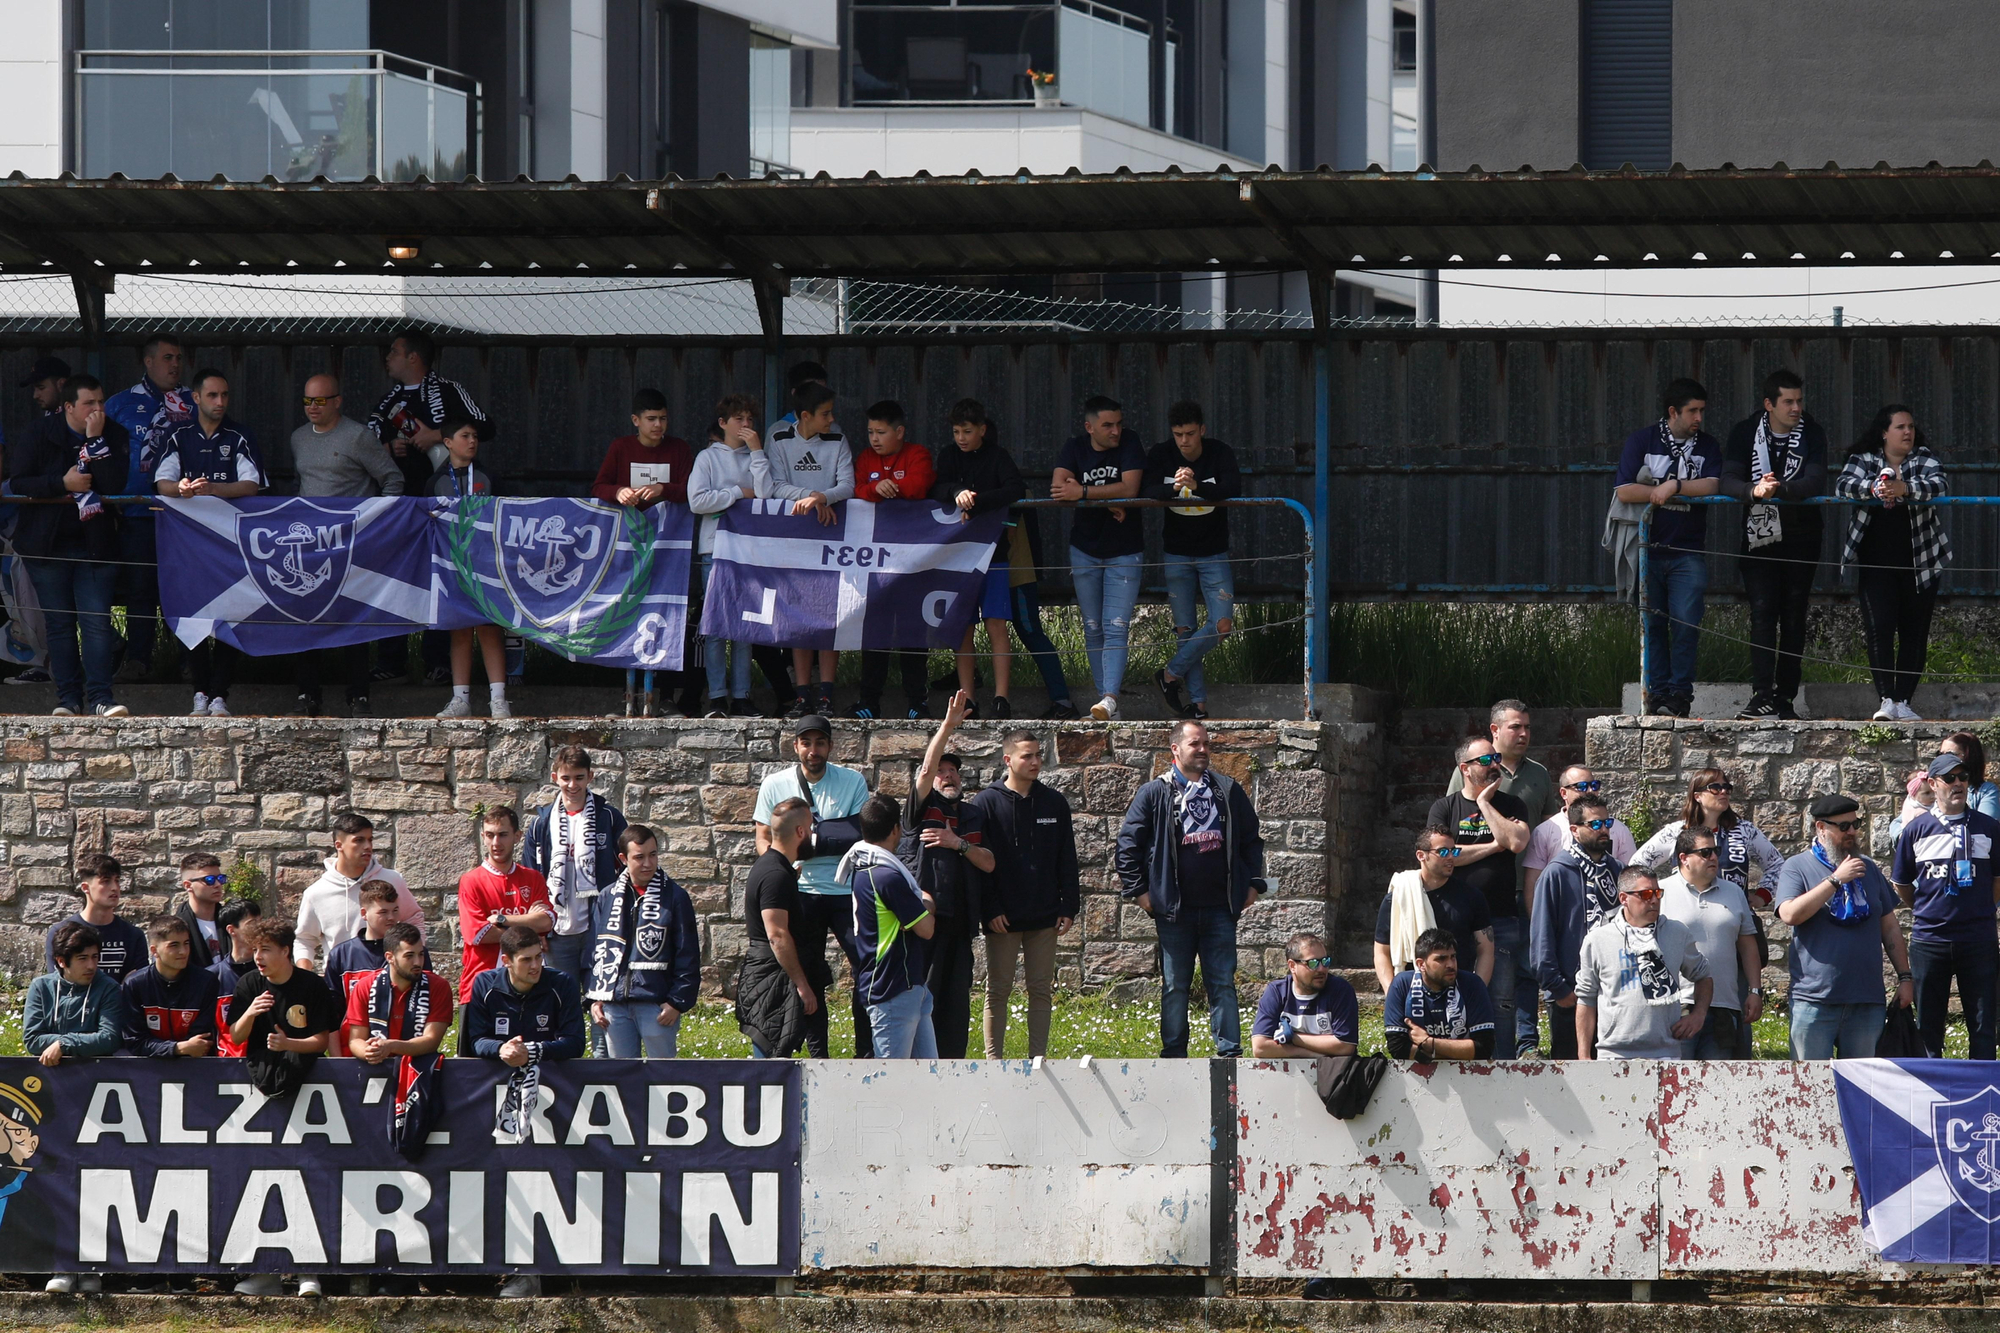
1575 866 1713 1060
1892 754 2000 1059
1776 793 1913 1060
753 713 874 1058
23 357 68 415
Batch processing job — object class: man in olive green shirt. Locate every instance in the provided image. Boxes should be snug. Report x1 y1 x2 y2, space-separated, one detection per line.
1444 698 1562 1055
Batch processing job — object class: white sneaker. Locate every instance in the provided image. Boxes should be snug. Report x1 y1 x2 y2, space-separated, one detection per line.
208 696 231 716
95 702 129 718
1873 697 1896 721
190 692 210 715
50 705 75 717
499 1273 542 1298
297 1275 324 1298
1089 694 1119 721
44 1275 75 1294
436 695 472 718
489 697 513 720
234 1273 284 1296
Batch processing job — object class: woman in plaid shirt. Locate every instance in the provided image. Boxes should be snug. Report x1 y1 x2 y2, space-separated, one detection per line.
1836 404 1951 722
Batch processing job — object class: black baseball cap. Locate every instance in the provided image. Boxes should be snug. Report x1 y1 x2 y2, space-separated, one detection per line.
793 714 833 739
19 355 69 388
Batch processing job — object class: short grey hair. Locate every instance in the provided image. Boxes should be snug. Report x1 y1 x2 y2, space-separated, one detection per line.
1616 866 1659 895
1490 699 1531 725
1454 735 1495 764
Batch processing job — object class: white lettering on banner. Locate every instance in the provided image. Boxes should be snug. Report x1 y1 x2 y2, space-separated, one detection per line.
160 1084 208 1143
78 1083 146 1143
219 1169 329 1265
340 1170 434 1264
282 1083 352 1144
491 1082 558 1143
567 1085 638 1146
681 1173 779 1266
78 1169 209 1263
624 1173 663 1265
650 1085 710 1145
504 1171 604 1265
923 591 955 627
632 613 673 665
741 587 777 625
447 1170 486 1263
722 1084 785 1148
216 1083 275 1144
820 544 894 568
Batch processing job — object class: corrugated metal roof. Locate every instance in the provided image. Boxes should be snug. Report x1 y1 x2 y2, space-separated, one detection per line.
5 164 2000 277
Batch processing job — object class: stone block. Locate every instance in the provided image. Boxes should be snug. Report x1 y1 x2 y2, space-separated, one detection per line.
391 813 478 892
1081 895 1119 939
1 795 32 835
1082 765 1142 814
628 748 706 782
1586 728 1641 771
1738 732 1799 756
665 855 718 883
241 742 343 792
3 738 45 762
1238 897 1332 946
452 783 520 814
1082 942 1155 980
1256 768 1329 817
1057 730 1111 765
350 781 455 813
25 761 79 782
487 734 548 782
85 753 135 779
1118 904 1157 941
452 749 489 782
702 785 758 825
1777 760 1844 803
23 889 75 924
1287 820 1328 852
1641 729 1677 770
867 730 932 760
259 792 327 829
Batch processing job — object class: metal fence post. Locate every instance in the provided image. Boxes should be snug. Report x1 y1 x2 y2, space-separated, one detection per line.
1636 508 1650 712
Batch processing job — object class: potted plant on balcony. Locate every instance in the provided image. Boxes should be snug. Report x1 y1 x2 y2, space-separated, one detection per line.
1027 67 1058 109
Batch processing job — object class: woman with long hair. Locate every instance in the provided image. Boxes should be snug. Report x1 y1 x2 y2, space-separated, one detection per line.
1835 404 1951 721
1940 732 2000 819
1633 768 1785 907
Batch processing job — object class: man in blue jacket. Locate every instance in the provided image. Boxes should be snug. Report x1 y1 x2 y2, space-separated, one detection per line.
586 824 700 1058
464 924 588 1062
104 332 194 684
1116 719 1269 1058
1528 794 1624 1058
520 744 628 1001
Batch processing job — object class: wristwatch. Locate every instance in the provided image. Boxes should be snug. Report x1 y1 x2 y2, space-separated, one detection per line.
1748 988 1762 996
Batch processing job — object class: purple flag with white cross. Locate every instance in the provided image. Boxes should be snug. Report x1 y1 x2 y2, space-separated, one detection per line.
700 498 1004 650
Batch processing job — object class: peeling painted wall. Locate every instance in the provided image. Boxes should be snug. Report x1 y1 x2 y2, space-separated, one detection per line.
801 1060 1212 1269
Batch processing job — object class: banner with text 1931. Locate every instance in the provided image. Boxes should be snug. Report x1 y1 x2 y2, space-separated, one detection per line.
0 1059 798 1276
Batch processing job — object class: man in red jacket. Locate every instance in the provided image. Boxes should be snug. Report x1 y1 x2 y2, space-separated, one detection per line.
853 400 937 720
591 388 693 510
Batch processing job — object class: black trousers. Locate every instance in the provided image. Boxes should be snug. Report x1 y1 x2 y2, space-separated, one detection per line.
190 639 235 698
859 649 927 713
1741 551 1816 703
298 642 372 703
1857 566 1937 704
792 891 874 1059
1548 999 1580 1059
926 912 977 1059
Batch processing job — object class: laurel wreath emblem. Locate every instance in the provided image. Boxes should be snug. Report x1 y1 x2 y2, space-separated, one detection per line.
444 496 658 660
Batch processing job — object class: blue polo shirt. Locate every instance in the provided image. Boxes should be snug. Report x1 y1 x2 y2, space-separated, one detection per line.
1774 848 1897 1004
1384 970 1496 1044
1891 809 2000 944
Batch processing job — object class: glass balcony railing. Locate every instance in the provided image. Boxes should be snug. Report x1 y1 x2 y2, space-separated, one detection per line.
76 49 481 183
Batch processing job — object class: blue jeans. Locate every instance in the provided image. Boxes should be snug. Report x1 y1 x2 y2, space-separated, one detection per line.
1644 548 1708 701
866 985 938 1060
603 999 681 1058
1069 548 1142 701
26 558 119 709
700 555 752 700
1680 1006 1744 1060
1163 553 1235 703
1010 581 1070 705
1157 907 1240 1057
544 930 606 1057
1790 998 1884 1060
1488 914 1524 1056
1912 936 1999 1060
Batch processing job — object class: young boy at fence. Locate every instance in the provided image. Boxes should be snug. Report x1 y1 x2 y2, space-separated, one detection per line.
43 852 148 983
753 382 853 717
431 415 511 719
688 394 764 716
25 921 126 1068
123 916 219 1059
227 917 338 1098
210 897 261 1055
587 823 701 1058
851 399 938 720
323 880 405 1055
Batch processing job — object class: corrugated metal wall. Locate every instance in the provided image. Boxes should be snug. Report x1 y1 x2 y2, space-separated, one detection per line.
12 330 1996 598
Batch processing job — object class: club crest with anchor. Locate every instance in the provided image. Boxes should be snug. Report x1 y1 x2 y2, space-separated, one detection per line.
237 498 355 623
1935 1087 2000 1220
491 498 622 629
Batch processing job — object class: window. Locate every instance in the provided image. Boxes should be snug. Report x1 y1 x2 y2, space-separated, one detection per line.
749 34 797 177
1579 0 1671 171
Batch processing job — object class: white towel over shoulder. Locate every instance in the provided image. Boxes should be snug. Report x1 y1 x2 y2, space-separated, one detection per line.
1388 870 1437 974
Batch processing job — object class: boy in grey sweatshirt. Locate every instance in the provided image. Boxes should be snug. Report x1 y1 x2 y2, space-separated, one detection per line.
750 382 854 715
689 394 762 713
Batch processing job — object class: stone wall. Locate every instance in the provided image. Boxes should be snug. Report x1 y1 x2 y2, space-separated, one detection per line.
0 716 1352 995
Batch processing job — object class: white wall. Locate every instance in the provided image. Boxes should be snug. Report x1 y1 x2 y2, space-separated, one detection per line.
789 107 1256 179
1440 265 2000 328
0 0 64 177
697 0 837 49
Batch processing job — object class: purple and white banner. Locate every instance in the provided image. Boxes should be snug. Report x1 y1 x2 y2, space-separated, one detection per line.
700 499 1004 651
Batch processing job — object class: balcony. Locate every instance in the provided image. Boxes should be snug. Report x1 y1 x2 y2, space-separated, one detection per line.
76 49 480 182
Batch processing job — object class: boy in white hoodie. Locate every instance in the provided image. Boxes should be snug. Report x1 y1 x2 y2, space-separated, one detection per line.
688 393 762 717
293 811 425 971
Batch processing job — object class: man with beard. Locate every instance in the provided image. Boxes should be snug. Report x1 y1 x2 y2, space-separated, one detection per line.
1576 868 1712 1060
1779 793 1913 1060
1530 793 1623 1058
901 690 995 1057
1248 931 1358 1058
1384 928 1496 1062
737 798 819 1058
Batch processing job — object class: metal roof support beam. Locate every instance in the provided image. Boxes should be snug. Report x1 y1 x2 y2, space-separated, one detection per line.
70 271 112 379
753 274 786 438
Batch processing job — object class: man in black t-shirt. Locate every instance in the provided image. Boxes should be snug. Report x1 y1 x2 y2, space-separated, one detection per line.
1143 401 1242 720
1426 736 1531 1046
225 917 338 1098
900 691 997 1057
1373 826 1494 995
1050 395 1147 721
738 798 818 1058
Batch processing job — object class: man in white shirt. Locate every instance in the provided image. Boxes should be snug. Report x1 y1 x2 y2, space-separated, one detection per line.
293 811 424 971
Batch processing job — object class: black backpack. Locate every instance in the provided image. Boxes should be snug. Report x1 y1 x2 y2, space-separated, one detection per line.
796 766 865 862
1316 1053 1390 1120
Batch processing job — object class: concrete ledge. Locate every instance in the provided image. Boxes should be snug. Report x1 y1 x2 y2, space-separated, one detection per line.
1620 681 2000 721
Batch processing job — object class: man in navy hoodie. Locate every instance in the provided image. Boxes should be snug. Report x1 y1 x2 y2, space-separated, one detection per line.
1529 794 1625 1058
586 824 700 1058
1116 719 1269 1058
123 916 218 1058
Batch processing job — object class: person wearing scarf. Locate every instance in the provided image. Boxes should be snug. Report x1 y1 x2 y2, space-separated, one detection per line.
1613 378 1723 718
1890 754 2000 1060
1775 794 1913 1061
1528 794 1624 1059
586 824 701 1058
1574 867 1712 1061
522 744 628 1052
1371 827 1494 997
344 922 452 1156
1722 369 1829 720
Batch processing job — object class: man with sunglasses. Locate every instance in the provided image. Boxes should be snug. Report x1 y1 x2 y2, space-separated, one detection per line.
1372 827 1493 997
1891 754 2000 1059
1660 827 1762 1058
1530 793 1624 1058
1249 931 1358 1059
1776 794 1912 1060
171 851 232 972
290 373 404 717
1430 736 1533 1049
1576 867 1712 1060
1524 768 1638 909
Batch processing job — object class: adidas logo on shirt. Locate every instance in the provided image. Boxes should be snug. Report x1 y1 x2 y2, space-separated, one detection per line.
797 451 822 472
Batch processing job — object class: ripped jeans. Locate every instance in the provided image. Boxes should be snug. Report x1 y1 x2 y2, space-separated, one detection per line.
1069 548 1143 701
1162 552 1234 704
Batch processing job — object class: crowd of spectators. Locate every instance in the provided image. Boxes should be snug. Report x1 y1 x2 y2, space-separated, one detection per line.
0 341 1245 725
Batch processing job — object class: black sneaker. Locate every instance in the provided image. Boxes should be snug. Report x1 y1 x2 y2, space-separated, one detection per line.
350 695 372 717
292 693 320 717
907 703 934 720
1663 696 1692 719
729 698 757 717
989 696 1011 720
704 704 729 719
962 698 981 720
1775 700 1801 721
1041 700 1080 720
784 694 811 720
1643 693 1670 717
369 664 404 683
1155 669 1188 718
1735 694 1779 721
849 704 879 720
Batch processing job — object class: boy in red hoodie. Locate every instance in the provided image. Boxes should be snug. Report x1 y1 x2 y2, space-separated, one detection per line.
852 400 936 719
591 388 693 509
